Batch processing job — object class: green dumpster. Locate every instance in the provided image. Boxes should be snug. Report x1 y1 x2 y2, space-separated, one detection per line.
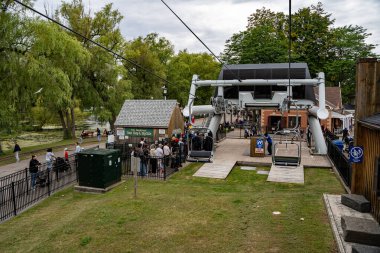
77 148 121 189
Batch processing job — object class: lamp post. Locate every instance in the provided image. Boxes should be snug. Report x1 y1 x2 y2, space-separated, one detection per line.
161 85 167 100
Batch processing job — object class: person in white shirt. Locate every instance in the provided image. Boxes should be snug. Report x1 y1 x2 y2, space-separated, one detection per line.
45 148 55 171
163 142 171 167
155 144 164 174
75 142 81 153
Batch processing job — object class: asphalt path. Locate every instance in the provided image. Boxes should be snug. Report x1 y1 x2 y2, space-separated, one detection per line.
0 142 105 178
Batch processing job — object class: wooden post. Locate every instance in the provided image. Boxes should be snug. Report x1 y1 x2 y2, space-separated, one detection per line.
351 58 380 193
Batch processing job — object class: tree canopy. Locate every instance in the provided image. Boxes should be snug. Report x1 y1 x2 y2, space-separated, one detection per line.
221 2 377 102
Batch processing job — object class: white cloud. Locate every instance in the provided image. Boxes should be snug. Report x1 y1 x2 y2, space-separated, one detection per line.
32 0 380 55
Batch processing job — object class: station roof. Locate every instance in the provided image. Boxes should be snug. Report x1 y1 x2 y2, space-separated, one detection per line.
114 100 178 128
314 87 343 110
359 113 380 130
219 63 312 80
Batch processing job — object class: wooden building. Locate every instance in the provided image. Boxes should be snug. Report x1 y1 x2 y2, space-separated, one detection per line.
352 58 380 222
114 100 184 143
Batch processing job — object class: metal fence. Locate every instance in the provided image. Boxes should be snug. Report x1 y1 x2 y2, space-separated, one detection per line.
108 143 185 180
326 137 352 187
0 143 186 222
0 155 78 222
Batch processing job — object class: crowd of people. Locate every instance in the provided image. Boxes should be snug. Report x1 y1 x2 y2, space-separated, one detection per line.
131 137 185 176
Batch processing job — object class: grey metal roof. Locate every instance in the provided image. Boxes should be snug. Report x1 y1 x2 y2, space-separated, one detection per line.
114 100 178 128
359 113 380 130
219 63 311 80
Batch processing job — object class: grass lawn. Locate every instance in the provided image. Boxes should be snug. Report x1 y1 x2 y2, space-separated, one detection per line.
0 164 344 253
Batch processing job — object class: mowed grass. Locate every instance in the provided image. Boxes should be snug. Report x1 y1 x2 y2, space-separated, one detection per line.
0 164 344 253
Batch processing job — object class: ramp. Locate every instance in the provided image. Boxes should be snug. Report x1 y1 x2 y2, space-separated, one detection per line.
267 164 304 184
193 160 235 179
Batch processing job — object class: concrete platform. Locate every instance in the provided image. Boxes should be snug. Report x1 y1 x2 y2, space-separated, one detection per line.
192 131 331 180
324 194 378 253
193 160 235 179
267 165 304 184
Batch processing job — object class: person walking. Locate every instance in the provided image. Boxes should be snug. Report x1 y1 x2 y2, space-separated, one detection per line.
45 148 55 171
264 133 273 155
29 155 41 190
64 148 69 162
96 128 101 142
13 142 21 162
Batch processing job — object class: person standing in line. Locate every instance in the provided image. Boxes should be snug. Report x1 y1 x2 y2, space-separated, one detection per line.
45 148 55 171
13 142 21 162
96 128 101 142
163 142 171 167
155 144 164 175
29 155 41 190
264 133 273 155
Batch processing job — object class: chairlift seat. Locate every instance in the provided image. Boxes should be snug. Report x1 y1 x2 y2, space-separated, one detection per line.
187 150 213 162
273 156 300 166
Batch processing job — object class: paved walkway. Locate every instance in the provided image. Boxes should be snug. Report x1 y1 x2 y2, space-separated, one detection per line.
0 143 105 178
323 194 377 253
267 165 304 184
193 131 331 180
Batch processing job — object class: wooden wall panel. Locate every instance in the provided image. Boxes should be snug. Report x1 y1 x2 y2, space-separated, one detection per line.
355 126 380 222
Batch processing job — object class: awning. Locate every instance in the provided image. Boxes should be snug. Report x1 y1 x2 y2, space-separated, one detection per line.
331 111 353 119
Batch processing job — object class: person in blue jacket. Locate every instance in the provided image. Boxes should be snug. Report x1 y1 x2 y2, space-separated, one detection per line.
264 133 272 155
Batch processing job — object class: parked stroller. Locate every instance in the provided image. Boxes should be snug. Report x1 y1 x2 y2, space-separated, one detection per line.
53 157 71 172
36 170 48 187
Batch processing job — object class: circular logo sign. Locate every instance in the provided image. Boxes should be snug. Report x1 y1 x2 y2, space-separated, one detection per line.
350 147 363 160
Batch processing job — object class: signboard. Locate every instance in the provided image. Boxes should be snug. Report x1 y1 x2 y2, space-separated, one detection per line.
124 128 153 137
349 146 364 163
116 128 124 136
255 138 264 154
159 129 166 135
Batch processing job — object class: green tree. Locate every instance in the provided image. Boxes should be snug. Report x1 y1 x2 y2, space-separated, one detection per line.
122 33 173 99
57 0 131 133
222 8 288 64
167 51 221 106
325 25 376 102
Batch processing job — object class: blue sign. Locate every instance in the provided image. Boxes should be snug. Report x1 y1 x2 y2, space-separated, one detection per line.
349 146 364 163
255 138 264 154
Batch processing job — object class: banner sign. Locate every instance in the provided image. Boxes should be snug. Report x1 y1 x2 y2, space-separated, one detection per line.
255 138 264 154
124 128 153 137
349 146 364 163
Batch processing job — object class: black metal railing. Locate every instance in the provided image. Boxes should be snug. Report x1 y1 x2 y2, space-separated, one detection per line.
109 142 184 180
0 155 78 222
326 137 352 187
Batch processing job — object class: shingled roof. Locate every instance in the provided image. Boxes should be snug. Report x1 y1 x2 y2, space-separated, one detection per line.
313 87 342 109
114 100 178 128
359 113 380 130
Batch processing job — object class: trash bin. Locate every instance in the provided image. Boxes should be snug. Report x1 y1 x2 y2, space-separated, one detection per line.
250 137 265 157
77 148 121 189
332 140 344 152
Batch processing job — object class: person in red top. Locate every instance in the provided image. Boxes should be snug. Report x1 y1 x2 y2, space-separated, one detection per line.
64 148 69 161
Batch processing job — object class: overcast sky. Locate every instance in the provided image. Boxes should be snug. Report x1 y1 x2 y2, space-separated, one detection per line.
34 0 380 55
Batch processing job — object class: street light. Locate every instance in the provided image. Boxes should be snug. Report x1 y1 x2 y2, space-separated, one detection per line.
161 85 167 100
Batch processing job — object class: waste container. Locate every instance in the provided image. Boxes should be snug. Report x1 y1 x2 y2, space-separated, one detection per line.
332 140 344 152
77 148 121 189
250 137 265 157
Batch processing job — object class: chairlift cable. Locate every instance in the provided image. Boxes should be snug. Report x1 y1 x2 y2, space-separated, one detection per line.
160 0 242 82
13 0 175 86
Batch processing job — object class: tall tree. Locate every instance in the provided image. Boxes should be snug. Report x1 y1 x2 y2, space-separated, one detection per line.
122 33 174 99
222 8 288 64
57 0 130 134
167 51 221 106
